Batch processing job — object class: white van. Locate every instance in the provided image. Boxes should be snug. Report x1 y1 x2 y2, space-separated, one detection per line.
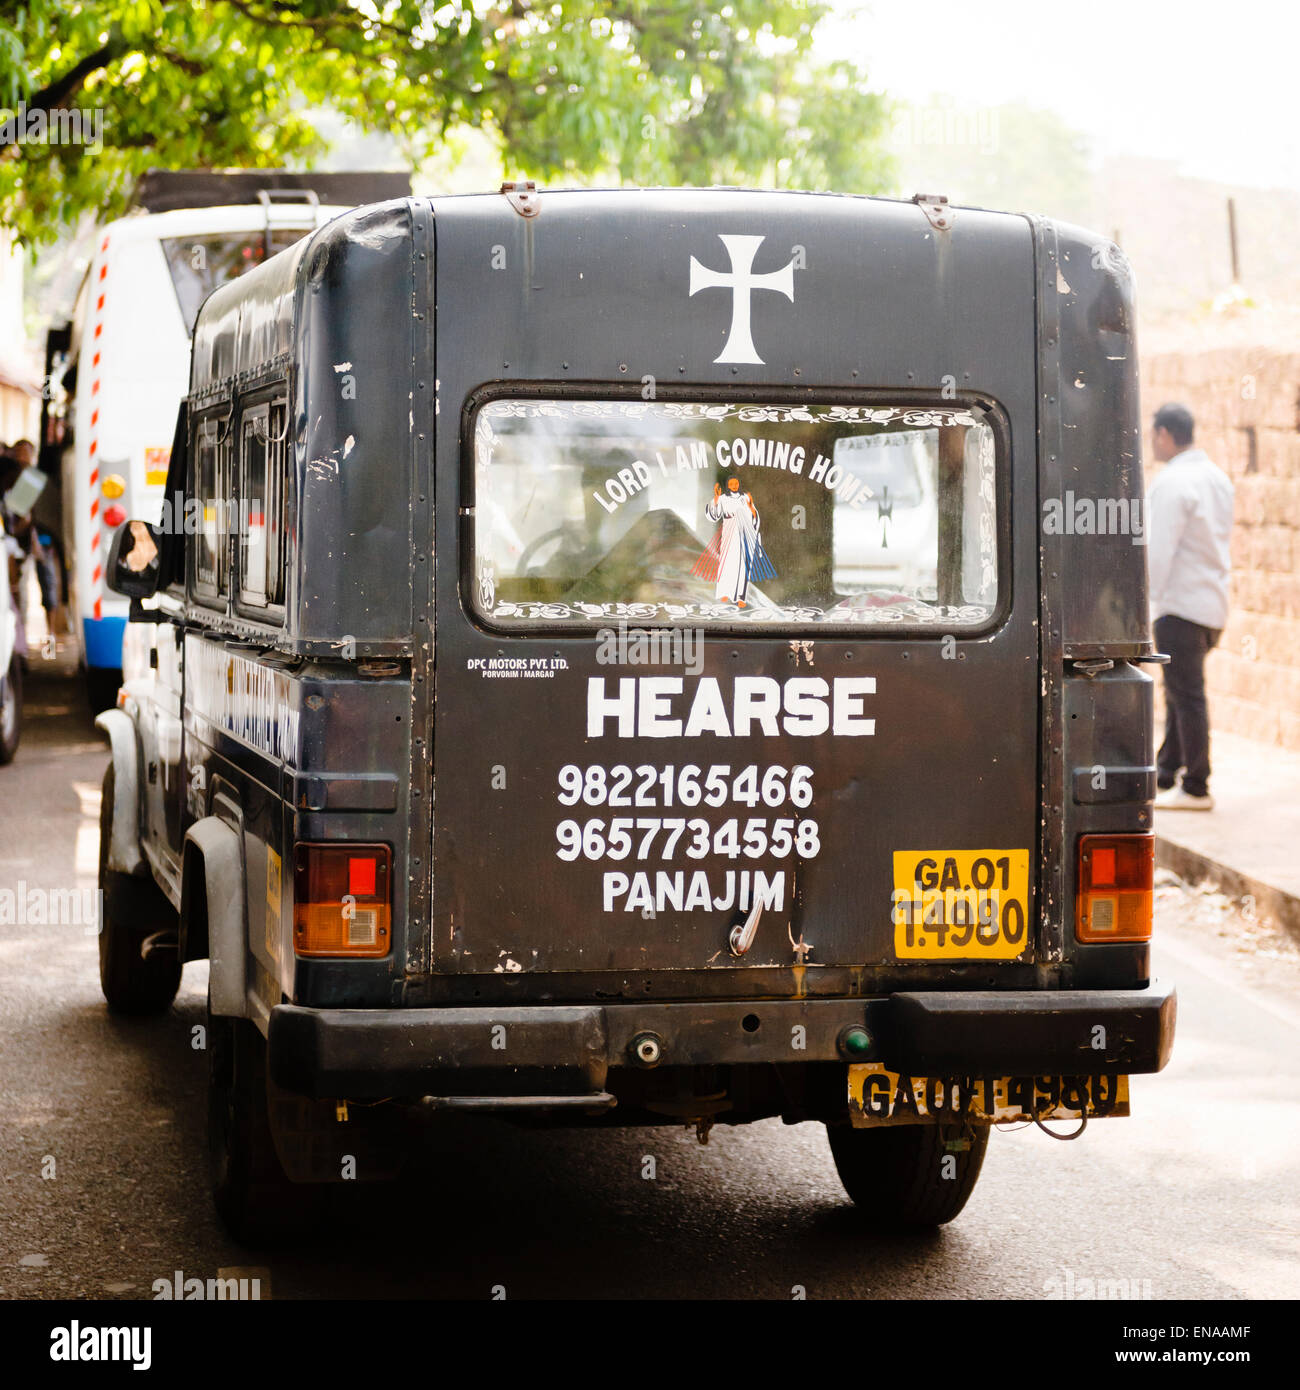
41 171 410 710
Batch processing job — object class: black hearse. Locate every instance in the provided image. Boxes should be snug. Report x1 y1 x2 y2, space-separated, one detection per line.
100 184 1174 1240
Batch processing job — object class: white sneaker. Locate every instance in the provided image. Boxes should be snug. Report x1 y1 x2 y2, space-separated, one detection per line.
1154 786 1214 811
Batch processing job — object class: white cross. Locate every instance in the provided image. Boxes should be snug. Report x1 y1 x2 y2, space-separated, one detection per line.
688 233 796 365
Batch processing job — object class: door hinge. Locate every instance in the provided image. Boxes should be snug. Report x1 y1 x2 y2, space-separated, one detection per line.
501 180 541 219
912 193 954 231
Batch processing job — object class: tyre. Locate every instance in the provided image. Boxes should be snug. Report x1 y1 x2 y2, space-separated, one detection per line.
0 655 20 764
208 998 326 1246
86 665 122 715
826 1119 991 1228
97 765 181 1015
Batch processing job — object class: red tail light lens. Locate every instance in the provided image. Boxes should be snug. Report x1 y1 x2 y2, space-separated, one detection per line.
1077 834 1153 943
293 843 391 957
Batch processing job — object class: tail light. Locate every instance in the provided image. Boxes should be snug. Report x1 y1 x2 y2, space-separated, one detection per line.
293 843 391 958
1077 834 1153 943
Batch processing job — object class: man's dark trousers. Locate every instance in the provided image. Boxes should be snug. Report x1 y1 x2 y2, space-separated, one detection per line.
1155 614 1221 798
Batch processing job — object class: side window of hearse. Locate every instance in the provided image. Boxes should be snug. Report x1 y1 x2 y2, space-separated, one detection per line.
192 415 229 601
266 402 286 606
238 400 287 609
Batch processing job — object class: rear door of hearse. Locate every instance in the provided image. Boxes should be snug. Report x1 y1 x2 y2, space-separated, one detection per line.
427 189 1040 998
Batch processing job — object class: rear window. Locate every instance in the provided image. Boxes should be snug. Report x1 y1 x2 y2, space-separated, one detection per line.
471 399 999 629
160 230 308 335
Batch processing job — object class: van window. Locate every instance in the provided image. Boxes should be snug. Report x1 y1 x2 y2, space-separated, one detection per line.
238 402 286 609
471 399 999 628
161 231 306 335
192 416 229 599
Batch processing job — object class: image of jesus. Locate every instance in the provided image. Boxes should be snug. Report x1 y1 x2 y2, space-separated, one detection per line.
691 477 777 606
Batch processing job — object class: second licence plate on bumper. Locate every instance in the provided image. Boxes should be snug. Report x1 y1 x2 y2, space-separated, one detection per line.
848 1065 1130 1127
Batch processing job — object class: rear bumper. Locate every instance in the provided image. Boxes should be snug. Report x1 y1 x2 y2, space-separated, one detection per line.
268 981 1176 1099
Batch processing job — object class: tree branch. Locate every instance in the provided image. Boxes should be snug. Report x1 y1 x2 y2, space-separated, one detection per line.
1 36 129 151
23 37 125 113
220 0 415 43
156 48 207 78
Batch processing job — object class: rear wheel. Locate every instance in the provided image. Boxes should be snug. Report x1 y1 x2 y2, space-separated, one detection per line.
826 1119 990 1228
208 999 326 1246
97 765 181 1014
0 655 20 763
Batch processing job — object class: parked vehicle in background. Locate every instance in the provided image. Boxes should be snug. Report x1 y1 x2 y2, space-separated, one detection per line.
0 512 21 764
99 184 1174 1244
39 169 411 713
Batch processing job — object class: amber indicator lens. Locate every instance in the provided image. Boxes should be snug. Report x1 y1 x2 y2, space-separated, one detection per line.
1077 833 1153 943
293 843 391 958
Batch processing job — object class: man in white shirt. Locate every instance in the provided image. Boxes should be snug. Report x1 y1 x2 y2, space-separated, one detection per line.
1146 404 1234 810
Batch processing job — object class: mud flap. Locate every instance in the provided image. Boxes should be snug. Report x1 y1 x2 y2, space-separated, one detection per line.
185 816 246 1018
94 708 144 875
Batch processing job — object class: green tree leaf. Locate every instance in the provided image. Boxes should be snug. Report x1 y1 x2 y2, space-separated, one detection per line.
0 1 893 247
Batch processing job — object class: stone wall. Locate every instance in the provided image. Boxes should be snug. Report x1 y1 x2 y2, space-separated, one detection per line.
1141 348 1300 750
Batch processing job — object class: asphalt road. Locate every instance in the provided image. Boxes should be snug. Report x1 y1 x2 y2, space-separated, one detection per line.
3 667 1299 1301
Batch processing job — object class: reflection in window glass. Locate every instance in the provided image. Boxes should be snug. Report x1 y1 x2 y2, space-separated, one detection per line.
265 405 285 606
194 433 218 590
160 230 308 335
193 421 228 597
472 400 999 628
237 404 286 609
240 416 269 605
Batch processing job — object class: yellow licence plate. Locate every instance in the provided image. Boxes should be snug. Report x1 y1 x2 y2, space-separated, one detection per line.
892 848 1031 960
848 1064 1130 1127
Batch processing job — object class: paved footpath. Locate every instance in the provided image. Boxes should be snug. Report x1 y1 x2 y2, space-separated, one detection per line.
1155 730 1300 942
